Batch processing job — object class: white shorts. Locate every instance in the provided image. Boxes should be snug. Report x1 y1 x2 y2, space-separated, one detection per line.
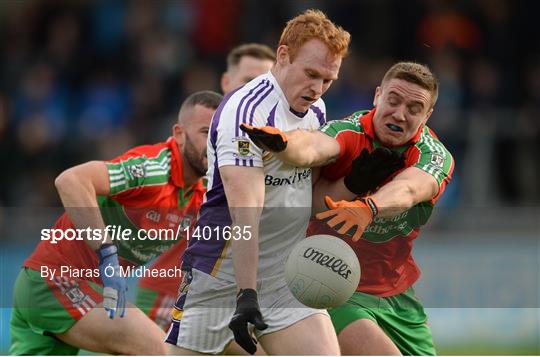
165 268 328 354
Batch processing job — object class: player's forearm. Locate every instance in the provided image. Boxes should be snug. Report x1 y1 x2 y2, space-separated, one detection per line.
370 168 439 219
231 232 259 290
55 169 110 249
370 180 418 218
220 166 265 290
230 211 261 290
276 130 336 167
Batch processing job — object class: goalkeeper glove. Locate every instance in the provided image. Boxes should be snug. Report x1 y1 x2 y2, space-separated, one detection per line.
228 289 268 355
97 244 127 319
239 123 287 152
344 148 405 196
315 196 379 242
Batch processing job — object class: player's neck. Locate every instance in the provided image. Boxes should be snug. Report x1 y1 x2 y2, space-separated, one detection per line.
271 66 285 88
271 66 294 107
182 166 201 190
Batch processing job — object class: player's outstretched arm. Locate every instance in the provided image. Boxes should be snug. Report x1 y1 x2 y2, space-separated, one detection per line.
240 123 340 167
315 167 439 241
282 129 340 167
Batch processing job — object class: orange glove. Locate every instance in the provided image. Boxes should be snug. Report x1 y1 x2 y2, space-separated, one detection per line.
315 196 379 242
239 123 288 152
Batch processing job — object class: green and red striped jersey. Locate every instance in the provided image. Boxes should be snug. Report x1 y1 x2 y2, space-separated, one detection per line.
310 108 454 297
24 137 204 285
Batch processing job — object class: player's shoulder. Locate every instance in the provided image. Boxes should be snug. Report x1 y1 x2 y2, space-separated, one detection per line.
308 99 327 126
410 125 454 177
320 109 369 136
414 126 452 157
223 74 276 111
217 74 278 129
108 140 171 163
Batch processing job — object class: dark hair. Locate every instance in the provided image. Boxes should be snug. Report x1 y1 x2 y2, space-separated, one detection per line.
226 43 275 71
181 90 223 112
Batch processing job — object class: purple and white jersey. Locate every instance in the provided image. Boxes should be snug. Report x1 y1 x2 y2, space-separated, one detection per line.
182 71 327 281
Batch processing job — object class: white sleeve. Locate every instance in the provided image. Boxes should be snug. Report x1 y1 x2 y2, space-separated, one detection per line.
216 103 268 168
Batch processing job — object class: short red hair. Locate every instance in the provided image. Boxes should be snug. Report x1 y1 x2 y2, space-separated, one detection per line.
278 9 350 60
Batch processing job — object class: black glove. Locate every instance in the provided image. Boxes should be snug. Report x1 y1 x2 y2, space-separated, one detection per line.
344 147 406 196
228 289 268 355
239 123 288 152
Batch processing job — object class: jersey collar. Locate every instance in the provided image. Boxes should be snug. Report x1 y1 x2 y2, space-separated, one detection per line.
360 108 424 147
359 108 377 140
167 137 185 188
166 137 205 192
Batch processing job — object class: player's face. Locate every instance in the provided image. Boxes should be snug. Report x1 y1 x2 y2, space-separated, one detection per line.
174 104 214 177
277 39 341 113
221 56 274 94
372 78 433 147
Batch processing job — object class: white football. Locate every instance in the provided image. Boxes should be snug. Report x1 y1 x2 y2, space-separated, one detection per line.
285 234 361 308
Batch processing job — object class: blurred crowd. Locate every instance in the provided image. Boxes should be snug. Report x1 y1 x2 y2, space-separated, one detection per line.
1 0 539 207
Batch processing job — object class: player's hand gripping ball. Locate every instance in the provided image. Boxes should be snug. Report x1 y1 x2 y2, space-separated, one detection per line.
285 234 360 308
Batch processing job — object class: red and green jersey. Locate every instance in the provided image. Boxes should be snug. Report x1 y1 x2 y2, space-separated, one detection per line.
311 108 454 297
138 182 209 296
24 137 204 285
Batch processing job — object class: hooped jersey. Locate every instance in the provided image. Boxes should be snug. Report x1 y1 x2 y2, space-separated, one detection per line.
24 137 205 285
182 71 327 281
311 108 454 297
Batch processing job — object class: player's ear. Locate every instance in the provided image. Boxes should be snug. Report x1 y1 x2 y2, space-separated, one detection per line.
276 45 290 65
172 123 186 147
373 86 382 107
423 108 433 124
221 72 230 94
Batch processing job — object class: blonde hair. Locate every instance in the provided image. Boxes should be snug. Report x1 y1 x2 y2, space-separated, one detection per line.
382 62 439 108
278 9 350 60
226 43 275 71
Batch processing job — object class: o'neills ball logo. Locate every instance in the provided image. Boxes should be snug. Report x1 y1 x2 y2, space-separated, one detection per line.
302 247 352 279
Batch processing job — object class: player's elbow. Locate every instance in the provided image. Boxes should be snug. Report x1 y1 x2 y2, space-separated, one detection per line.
55 169 72 191
398 181 420 208
295 154 316 168
54 167 83 196
399 180 435 207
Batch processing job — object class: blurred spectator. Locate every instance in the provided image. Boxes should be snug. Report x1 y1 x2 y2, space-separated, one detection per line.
191 0 241 55
77 70 132 140
416 2 481 52
13 62 69 151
